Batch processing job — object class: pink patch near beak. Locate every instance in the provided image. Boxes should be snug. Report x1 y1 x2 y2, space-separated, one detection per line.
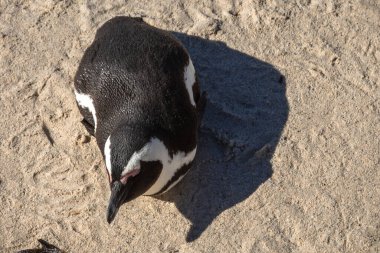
120 168 140 184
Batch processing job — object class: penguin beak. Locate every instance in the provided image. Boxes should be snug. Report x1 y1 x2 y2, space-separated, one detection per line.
107 180 133 223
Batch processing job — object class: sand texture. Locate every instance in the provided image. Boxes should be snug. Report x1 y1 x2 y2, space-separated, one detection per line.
0 1 379 252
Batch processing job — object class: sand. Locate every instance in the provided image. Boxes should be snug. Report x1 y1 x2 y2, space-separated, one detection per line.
0 1 379 252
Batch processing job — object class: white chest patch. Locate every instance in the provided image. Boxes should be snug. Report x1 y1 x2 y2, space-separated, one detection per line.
122 137 197 195
184 58 196 107
74 89 97 131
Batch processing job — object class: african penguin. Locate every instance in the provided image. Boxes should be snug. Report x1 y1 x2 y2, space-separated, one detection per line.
74 16 206 223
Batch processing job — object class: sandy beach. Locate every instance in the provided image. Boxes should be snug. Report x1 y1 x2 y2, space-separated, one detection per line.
0 1 379 252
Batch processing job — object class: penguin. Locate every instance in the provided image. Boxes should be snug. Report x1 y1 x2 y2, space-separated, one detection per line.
74 16 206 223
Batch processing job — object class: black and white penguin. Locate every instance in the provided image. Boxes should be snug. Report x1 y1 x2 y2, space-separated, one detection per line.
74 16 206 223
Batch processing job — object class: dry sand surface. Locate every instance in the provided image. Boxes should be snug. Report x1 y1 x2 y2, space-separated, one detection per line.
1 1 379 252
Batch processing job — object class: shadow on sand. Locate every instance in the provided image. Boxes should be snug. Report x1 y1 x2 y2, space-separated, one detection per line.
155 33 289 242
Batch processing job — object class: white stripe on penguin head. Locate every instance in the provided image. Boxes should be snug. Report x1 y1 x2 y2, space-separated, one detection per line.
104 136 112 175
184 58 196 107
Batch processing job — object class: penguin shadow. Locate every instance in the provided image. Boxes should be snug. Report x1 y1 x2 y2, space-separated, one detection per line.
155 33 289 242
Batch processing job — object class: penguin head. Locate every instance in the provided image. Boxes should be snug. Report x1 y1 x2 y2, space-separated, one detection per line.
104 125 162 223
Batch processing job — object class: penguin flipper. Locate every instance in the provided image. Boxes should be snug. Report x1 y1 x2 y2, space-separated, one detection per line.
81 118 95 136
77 105 95 136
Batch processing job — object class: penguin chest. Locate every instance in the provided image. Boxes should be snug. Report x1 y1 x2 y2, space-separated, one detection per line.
142 138 197 195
